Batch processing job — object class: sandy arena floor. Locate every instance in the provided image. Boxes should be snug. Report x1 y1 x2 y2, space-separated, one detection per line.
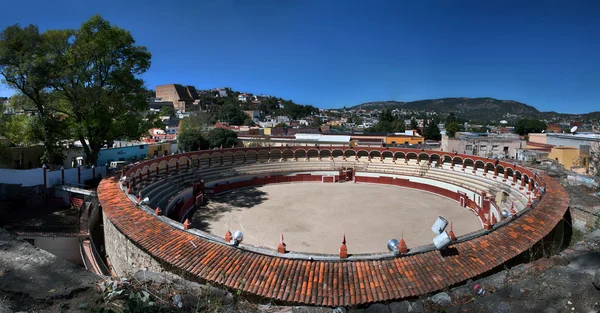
191 182 481 254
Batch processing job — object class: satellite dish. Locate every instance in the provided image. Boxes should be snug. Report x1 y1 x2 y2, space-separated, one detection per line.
541 130 545 133
570 126 578 134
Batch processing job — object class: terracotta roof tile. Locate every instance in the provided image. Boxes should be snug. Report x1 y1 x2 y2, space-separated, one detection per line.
98 148 568 307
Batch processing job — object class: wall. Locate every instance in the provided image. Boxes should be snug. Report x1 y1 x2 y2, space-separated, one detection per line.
528 133 547 144
570 207 599 232
19 236 82 265
0 166 106 188
385 135 423 145
548 147 582 170
103 211 164 276
442 135 524 158
97 145 149 166
147 143 172 159
5 145 45 169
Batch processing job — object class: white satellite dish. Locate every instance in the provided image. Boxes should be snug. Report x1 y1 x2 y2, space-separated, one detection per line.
570 126 578 134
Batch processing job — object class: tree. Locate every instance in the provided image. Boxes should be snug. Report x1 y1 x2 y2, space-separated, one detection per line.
446 112 458 124
423 121 441 141
177 128 209 152
217 103 246 125
179 112 215 133
445 122 460 138
207 128 238 148
0 15 160 166
514 119 547 136
243 118 256 126
409 118 419 130
0 114 41 146
0 25 69 165
311 116 323 127
160 105 176 117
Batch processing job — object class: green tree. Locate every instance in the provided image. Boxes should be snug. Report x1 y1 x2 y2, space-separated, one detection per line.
445 122 460 138
177 128 209 152
311 116 323 127
207 128 238 148
160 105 176 117
179 112 215 133
423 121 441 141
514 119 547 136
0 25 68 165
446 112 458 124
217 103 247 125
0 114 41 146
409 118 419 130
0 16 160 166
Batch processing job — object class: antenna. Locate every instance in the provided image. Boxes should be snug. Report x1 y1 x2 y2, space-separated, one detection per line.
570 126 578 134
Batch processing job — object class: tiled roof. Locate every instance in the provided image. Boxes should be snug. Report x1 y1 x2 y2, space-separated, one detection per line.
97 155 568 307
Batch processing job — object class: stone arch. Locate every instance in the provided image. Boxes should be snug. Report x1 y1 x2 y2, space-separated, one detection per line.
149 162 158 174
382 150 393 159
307 149 319 159
344 149 356 158
320 149 331 159
270 149 282 160
452 156 463 166
233 150 245 164
485 162 496 173
245 150 258 164
496 164 505 176
190 154 200 167
222 152 233 165
370 150 381 159
257 150 270 162
282 149 293 160
357 150 369 158
393 151 405 159
429 154 441 164
168 157 178 168
141 165 150 176
418 152 429 161
443 155 453 163
474 160 485 171
295 149 306 159
463 158 474 170
199 154 211 168
210 152 223 166
407 152 418 161
178 156 190 167
332 149 344 158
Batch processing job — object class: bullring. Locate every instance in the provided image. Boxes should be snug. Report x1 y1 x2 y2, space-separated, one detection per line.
97 146 569 307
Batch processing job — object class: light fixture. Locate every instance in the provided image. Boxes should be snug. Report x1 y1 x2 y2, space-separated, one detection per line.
387 239 400 255
433 232 452 250
431 216 448 235
230 231 243 246
501 209 515 219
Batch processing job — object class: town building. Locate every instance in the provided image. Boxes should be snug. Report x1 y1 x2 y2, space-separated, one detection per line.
155 84 201 112
441 132 525 159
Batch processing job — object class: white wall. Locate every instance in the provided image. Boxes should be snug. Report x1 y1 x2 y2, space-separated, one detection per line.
0 166 107 187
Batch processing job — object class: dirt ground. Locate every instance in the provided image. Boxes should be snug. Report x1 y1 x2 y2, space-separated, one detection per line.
193 182 481 254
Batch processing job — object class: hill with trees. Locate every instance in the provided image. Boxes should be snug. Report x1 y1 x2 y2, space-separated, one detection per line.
350 97 600 122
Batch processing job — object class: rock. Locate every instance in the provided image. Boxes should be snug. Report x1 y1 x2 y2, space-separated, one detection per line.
495 301 510 313
429 292 452 305
407 300 424 312
172 294 183 309
389 301 410 313
593 268 600 290
365 303 391 313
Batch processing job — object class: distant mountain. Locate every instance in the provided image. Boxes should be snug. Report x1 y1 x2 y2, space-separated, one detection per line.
349 97 600 122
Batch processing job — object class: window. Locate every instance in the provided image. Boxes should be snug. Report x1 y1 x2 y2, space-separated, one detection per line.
466 145 472 150
480 145 487 151
492 145 499 151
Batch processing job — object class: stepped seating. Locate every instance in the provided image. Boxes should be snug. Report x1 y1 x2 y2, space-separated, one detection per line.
130 155 530 215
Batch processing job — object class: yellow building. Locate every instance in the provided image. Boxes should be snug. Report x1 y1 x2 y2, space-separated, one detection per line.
384 130 424 145
147 143 172 158
548 146 588 172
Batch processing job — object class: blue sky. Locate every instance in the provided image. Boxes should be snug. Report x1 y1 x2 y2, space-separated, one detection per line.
1 0 599 113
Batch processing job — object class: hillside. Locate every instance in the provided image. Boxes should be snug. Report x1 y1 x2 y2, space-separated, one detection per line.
350 97 600 122
350 97 539 121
